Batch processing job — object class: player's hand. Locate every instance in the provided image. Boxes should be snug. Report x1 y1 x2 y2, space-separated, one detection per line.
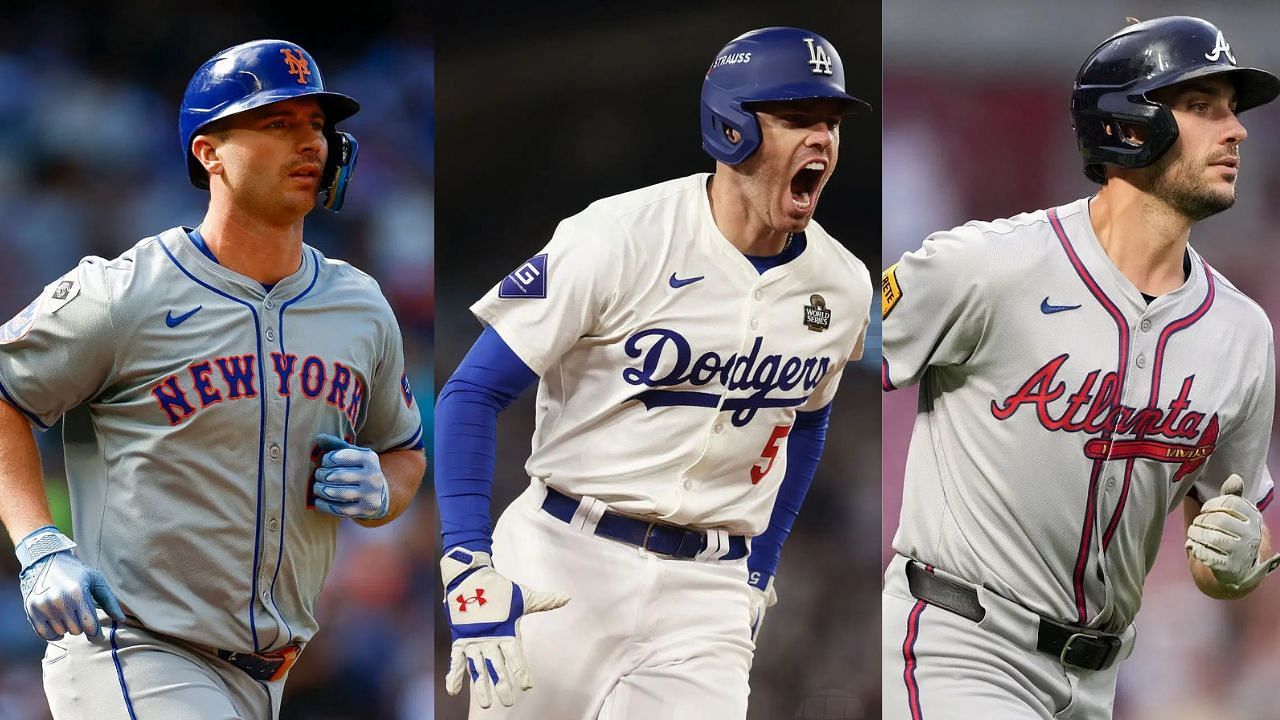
1186 474 1280 592
747 574 778 644
312 433 389 520
441 547 570 709
16 526 126 641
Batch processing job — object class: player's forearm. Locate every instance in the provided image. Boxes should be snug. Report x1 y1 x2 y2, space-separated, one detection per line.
0 400 53 545
357 448 426 528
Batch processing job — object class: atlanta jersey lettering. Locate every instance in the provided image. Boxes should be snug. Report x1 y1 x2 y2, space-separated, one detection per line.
472 173 872 534
0 227 422 652
884 198 1275 631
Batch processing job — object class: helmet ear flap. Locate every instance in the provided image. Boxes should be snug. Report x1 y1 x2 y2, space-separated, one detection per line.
320 131 359 212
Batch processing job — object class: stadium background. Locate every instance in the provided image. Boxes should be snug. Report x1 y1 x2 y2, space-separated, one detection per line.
882 2 1280 719
0 3 435 719
433 1 882 719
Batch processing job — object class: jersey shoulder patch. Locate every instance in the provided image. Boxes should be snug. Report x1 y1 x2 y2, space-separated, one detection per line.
498 254 548 299
881 263 902 319
0 296 43 344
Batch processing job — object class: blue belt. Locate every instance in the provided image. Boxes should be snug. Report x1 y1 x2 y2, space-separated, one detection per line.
540 487 748 560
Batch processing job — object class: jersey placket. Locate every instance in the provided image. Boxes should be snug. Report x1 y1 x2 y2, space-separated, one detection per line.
679 270 790 495
256 287 289 648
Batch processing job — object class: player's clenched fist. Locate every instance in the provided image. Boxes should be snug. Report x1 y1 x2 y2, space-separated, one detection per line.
16 526 126 641
312 434 389 520
1186 474 1280 592
441 548 569 709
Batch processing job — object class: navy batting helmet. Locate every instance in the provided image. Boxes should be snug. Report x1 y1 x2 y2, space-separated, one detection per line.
180 39 361 211
1071 16 1280 183
701 27 871 165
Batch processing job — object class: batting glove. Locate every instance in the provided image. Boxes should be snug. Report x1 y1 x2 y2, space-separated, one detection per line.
441 547 570 709
16 526 126 641
312 433 389 520
1186 474 1280 592
747 573 778 644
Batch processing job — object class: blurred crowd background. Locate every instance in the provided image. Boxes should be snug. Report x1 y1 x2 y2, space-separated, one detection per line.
434 2 882 718
882 2 1280 719
0 3 434 719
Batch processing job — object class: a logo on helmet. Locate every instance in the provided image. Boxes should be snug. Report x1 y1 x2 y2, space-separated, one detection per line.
1205 31 1236 64
803 38 833 76
280 48 312 85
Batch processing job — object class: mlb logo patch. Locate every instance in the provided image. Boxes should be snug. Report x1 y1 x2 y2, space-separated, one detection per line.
400 373 414 408
499 254 548 299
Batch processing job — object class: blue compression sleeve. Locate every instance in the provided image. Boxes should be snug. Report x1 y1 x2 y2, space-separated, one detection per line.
746 403 831 589
435 326 538 554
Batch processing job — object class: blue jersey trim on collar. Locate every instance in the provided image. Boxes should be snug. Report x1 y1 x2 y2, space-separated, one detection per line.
187 228 278 293
745 232 807 275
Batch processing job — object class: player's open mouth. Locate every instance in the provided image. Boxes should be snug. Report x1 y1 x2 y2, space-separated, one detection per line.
789 160 826 211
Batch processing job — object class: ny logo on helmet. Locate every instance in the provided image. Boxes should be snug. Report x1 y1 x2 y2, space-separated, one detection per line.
1204 31 1236 64
803 38 833 76
279 48 312 84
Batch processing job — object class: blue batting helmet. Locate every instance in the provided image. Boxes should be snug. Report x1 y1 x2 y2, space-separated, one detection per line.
1072 16 1279 183
701 27 871 165
180 39 361 211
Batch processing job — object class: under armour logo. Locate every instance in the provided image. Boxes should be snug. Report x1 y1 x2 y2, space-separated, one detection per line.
1204 31 1236 64
803 38 833 75
280 48 312 84
455 589 487 612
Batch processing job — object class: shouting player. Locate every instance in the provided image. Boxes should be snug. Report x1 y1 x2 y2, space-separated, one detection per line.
882 16 1280 720
436 26 873 718
0 40 425 719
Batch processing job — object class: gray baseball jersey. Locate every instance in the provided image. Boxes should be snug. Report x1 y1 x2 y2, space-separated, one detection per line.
472 172 872 535
883 197 1275 631
0 227 422 653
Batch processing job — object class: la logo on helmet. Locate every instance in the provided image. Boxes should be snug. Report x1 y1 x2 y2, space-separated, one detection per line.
1205 30 1236 64
803 38 833 75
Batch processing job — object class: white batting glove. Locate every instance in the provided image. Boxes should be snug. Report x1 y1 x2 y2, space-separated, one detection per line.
748 573 778 644
441 547 569 709
1186 474 1280 592
16 526 126 641
312 434 389 520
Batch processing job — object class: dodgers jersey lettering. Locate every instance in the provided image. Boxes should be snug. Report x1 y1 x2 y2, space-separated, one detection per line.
884 198 1275 631
0 228 422 652
472 173 872 534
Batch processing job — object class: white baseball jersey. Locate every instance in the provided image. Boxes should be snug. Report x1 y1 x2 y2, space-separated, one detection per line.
0 227 422 653
883 197 1275 632
471 172 872 535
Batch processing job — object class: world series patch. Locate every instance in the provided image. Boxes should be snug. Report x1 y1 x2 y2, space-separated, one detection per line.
0 296 42 345
498 254 548 299
804 294 831 332
881 264 901 319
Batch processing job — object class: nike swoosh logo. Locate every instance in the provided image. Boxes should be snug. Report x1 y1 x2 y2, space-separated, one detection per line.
1040 298 1081 314
165 306 203 327
669 273 705 289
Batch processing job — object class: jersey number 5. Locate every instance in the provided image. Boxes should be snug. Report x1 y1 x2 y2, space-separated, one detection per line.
751 425 792 484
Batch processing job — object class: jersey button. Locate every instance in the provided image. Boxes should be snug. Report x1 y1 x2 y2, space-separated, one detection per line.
713 423 724 434
749 319 759 330
269 444 281 460
753 290 763 301
682 479 692 490
1135 354 1146 369
266 328 277 342
1140 319 1151 332
1105 477 1116 490
267 518 279 532
264 299 275 310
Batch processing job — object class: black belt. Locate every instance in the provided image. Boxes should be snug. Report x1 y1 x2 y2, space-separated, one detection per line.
905 561 1123 672
217 644 302 682
541 487 748 560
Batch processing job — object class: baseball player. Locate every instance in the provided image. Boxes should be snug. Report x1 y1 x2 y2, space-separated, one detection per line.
882 16 1279 720
435 27 873 719
0 40 425 719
